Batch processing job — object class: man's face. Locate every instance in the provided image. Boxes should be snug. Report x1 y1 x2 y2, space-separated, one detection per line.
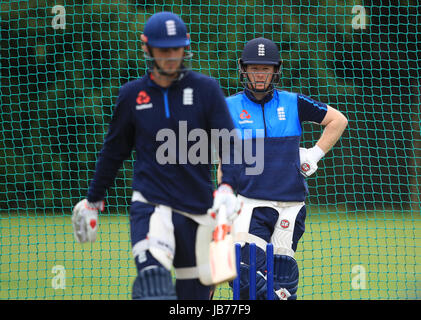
245 64 275 91
151 47 185 76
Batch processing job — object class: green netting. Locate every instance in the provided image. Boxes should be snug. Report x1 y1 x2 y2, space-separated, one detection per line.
0 0 420 300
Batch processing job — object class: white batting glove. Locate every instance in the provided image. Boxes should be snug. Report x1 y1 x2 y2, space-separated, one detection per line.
72 199 104 243
208 184 242 223
299 145 325 177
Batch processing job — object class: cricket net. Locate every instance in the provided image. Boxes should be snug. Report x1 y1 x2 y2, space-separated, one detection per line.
0 0 419 299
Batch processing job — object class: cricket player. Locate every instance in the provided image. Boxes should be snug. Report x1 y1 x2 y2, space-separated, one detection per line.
223 37 348 299
71 12 241 300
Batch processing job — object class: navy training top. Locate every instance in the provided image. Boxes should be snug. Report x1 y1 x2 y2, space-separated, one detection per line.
226 89 328 202
87 71 238 214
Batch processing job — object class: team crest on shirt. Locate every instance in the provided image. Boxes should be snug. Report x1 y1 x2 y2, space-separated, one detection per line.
136 90 153 110
277 106 286 120
183 88 193 105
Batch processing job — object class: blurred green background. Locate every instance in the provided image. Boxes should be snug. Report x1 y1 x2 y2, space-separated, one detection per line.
0 0 419 299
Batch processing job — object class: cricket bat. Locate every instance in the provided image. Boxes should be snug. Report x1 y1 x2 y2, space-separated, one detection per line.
208 204 237 285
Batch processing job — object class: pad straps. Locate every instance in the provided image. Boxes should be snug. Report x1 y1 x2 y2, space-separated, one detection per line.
235 232 295 258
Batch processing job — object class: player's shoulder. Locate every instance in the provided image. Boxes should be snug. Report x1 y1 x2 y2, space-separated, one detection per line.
226 91 246 103
295 92 326 108
278 89 323 104
286 91 328 113
274 89 298 99
273 89 301 107
119 76 148 93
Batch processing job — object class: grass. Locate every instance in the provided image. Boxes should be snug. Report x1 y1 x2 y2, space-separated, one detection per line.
0 209 419 300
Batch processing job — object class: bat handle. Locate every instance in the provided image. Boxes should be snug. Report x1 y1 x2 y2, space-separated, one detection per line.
213 204 228 241
217 204 227 225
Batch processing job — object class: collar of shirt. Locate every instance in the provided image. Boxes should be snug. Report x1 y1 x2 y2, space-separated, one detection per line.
146 68 190 89
244 88 274 105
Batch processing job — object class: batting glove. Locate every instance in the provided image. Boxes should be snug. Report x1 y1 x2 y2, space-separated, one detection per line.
299 145 325 177
208 184 242 223
72 199 104 243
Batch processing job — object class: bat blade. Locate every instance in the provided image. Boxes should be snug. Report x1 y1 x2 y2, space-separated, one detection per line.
208 205 237 285
209 234 237 284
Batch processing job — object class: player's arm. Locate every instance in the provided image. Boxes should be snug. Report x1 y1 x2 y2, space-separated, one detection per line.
87 88 135 202
72 87 135 243
298 95 348 177
205 79 240 190
316 105 348 153
206 79 242 220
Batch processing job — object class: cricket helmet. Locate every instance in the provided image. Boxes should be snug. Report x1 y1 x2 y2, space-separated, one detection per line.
142 12 193 77
143 12 190 48
239 37 282 94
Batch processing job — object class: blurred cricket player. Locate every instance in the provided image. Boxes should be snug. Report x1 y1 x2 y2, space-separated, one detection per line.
71 12 241 300
223 37 348 299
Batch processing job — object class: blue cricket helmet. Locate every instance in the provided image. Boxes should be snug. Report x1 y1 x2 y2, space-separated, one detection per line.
143 12 190 48
239 37 282 94
240 37 281 66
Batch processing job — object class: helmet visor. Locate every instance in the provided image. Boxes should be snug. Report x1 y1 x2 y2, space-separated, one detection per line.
239 66 281 94
144 50 193 76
